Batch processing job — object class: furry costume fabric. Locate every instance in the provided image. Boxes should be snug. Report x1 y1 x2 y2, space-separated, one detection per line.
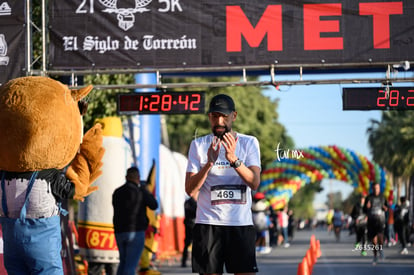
0 76 104 200
0 76 104 273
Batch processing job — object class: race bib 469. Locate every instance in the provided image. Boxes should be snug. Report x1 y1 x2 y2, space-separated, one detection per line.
211 185 246 205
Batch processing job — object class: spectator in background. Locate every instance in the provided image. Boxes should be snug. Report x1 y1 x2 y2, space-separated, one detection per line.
181 197 197 267
394 196 410 255
112 167 158 275
268 205 278 247
287 209 296 243
333 208 344 242
351 196 368 256
278 206 290 248
386 203 396 247
326 209 334 233
252 192 272 254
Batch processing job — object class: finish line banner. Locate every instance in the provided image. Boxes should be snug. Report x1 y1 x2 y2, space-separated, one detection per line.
48 0 414 71
0 1 25 85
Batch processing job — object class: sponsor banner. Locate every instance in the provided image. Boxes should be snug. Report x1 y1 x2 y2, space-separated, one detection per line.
49 0 414 71
77 222 118 251
0 1 25 85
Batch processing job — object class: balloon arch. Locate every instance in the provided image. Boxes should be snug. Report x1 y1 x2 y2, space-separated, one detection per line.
259 145 392 210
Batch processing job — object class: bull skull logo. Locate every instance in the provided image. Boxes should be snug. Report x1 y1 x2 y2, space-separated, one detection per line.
99 0 152 31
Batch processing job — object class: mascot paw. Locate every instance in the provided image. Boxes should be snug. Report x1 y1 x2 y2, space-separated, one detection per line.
66 123 105 201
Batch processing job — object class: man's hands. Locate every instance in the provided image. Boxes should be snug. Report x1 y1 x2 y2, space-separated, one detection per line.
222 132 238 164
207 136 220 164
207 132 238 165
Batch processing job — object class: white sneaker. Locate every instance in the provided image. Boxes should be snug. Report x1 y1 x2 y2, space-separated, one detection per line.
283 243 290 248
401 248 408 255
260 247 272 254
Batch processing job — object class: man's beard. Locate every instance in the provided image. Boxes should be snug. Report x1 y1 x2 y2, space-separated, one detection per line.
213 125 230 140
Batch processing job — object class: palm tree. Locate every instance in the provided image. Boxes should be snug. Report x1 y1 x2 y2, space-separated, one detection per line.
367 111 414 200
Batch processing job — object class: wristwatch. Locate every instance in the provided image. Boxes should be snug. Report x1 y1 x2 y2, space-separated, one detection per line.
230 159 242 168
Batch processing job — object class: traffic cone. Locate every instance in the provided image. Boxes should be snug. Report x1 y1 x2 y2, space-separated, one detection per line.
303 255 311 275
297 262 303 275
310 234 316 247
316 239 322 258
297 257 310 275
310 234 317 251
310 240 316 254
306 249 316 273
310 237 320 260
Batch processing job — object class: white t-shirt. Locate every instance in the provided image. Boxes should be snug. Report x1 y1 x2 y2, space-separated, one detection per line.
186 133 261 226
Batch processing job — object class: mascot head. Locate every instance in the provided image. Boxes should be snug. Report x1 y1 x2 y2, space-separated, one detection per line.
0 76 93 172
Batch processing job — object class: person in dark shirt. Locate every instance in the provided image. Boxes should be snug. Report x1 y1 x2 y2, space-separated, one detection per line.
364 182 388 265
112 166 158 275
351 196 367 256
181 196 197 267
394 196 410 255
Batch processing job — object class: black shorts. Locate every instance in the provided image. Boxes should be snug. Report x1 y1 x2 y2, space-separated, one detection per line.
367 217 385 240
192 224 259 274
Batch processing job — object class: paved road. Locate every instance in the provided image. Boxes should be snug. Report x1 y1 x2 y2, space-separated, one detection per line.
155 228 414 275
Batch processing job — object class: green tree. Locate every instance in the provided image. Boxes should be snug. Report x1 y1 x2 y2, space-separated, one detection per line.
342 190 361 214
288 181 322 220
30 0 43 70
81 74 134 128
367 111 414 197
326 191 343 210
369 111 414 177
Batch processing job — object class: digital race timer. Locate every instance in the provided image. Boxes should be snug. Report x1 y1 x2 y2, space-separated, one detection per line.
343 87 414 110
117 91 205 114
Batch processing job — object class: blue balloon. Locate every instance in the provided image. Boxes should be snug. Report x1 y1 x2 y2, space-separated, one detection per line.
350 150 362 169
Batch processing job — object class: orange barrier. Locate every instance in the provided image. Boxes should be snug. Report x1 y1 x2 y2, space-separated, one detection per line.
297 234 322 275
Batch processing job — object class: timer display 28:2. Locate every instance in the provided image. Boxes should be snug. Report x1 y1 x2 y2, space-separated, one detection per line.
118 91 205 114
342 87 414 110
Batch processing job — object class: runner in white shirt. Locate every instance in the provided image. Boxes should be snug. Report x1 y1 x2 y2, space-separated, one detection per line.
186 94 261 275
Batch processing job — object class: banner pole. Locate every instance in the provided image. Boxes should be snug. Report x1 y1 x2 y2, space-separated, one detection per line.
41 0 46 74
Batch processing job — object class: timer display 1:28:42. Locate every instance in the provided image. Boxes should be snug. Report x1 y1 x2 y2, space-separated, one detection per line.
118 91 205 114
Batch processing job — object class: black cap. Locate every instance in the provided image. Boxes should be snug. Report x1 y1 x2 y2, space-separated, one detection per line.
208 94 235 115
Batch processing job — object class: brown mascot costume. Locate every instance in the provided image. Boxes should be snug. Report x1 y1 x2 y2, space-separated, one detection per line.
0 76 104 274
